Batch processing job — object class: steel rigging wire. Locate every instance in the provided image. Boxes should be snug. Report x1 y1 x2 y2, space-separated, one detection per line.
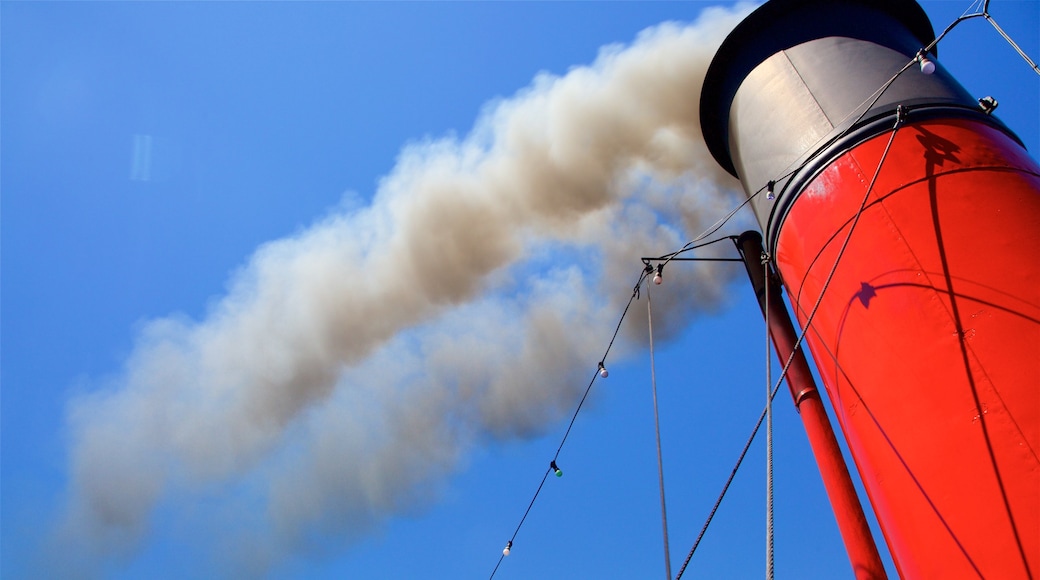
669 2 1040 562
645 278 672 580
764 248 774 580
489 106 904 578
674 95 908 580
488 232 748 579
488 5 1038 576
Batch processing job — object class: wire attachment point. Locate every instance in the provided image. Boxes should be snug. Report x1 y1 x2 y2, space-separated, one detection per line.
978 96 998 114
895 104 907 126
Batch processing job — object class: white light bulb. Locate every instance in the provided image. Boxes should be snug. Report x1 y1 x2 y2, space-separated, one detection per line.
503 541 512 556
653 273 662 285
918 55 935 75
598 364 609 378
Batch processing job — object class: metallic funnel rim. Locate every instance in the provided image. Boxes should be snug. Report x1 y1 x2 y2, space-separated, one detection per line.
699 0 936 177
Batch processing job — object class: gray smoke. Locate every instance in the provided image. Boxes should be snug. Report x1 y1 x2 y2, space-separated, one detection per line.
53 4 751 575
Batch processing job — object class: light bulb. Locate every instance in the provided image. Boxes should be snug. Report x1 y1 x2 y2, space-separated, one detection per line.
598 363 609 378
551 460 563 477
766 180 775 201
653 272 662 285
503 541 512 556
918 54 935 75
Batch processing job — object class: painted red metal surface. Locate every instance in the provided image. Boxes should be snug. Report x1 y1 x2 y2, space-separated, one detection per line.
739 232 887 579
774 117 1040 578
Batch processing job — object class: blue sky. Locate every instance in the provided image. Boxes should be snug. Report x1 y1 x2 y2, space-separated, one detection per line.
2 1 1037 578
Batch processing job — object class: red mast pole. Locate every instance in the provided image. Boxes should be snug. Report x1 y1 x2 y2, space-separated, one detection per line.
737 230 887 579
702 1 1039 576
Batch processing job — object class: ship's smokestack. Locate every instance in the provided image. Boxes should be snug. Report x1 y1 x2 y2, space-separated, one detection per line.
701 0 1040 578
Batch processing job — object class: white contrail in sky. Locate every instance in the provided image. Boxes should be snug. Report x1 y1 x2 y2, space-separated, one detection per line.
53 4 752 574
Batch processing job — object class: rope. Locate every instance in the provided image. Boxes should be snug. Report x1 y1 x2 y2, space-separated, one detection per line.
764 251 774 580
489 4 1040 576
674 380 784 580
652 197 756 277
647 281 673 580
984 14 1040 76
675 100 907 580
489 233 747 578
949 1 1038 76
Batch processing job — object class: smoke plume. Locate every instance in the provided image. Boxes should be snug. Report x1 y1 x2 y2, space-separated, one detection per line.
53 4 751 574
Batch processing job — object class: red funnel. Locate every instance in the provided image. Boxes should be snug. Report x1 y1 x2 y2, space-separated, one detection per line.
702 1 1040 577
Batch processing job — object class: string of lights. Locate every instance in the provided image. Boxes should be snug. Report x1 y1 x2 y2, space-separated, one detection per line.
488 224 759 578
672 4 1040 564
487 5 1038 578
675 80 909 580
488 264 653 579
488 75 906 580
643 195 756 282
744 2 1002 209
675 17 950 573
